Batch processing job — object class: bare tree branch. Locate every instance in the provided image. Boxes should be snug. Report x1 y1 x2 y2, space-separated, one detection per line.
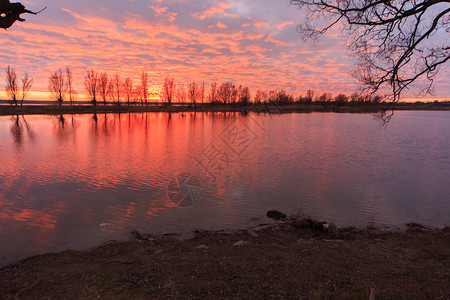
84 70 98 105
48 69 66 104
20 73 33 106
291 0 449 104
5 66 18 106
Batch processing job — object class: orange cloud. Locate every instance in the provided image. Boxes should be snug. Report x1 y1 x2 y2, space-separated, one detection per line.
216 22 227 29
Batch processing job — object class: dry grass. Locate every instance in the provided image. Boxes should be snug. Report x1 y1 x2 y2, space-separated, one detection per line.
1 222 449 299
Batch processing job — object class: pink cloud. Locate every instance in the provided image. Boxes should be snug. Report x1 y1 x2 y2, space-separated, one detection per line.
216 22 227 29
192 2 238 20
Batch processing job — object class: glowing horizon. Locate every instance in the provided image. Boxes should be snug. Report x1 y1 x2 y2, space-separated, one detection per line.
1 91 449 104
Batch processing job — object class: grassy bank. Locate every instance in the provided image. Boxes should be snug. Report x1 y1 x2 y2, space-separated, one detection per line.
1 219 449 299
0 102 449 116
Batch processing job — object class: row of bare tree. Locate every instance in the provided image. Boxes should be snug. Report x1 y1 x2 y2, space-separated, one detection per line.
161 79 252 106
48 68 76 104
4 66 382 106
4 66 33 106
47 68 152 106
83 70 153 106
297 90 382 106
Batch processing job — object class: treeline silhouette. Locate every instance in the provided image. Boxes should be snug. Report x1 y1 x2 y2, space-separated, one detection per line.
4 65 384 107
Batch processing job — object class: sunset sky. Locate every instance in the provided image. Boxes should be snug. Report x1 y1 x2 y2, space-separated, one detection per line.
1 0 449 101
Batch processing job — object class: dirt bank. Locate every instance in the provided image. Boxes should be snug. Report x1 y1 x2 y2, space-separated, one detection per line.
0 220 449 299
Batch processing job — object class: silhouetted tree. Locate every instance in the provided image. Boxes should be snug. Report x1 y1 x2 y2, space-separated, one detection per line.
317 92 332 103
124 77 133 106
134 84 143 105
254 90 268 104
176 84 186 103
188 81 198 107
141 71 149 106
200 82 205 105
66 67 76 105
98 72 109 105
290 0 449 102
305 90 315 104
208 82 218 104
84 69 98 105
334 94 348 106
20 73 33 106
5 66 19 106
112 74 122 106
350 92 361 105
273 90 294 105
238 85 251 105
107 81 115 103
218 82 236 104
267 90 277 103
162 77 175 105
230 84 238 105
49 69 66 104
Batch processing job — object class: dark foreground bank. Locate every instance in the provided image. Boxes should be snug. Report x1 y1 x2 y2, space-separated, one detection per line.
0 219 449 299
1 101 449 116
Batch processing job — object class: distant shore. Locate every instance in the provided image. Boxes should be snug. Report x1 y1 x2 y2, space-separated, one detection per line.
0 101 449 116
0 217 448 298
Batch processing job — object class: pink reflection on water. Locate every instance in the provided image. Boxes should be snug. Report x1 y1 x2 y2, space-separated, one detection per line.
0 113 208 264
0 112 263 263
0 111 449 266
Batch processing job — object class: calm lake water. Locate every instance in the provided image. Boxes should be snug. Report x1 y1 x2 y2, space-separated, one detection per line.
0 111 449 265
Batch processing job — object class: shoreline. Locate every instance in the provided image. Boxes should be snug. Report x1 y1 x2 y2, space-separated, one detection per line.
1 216 449 298
0 102 449 116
